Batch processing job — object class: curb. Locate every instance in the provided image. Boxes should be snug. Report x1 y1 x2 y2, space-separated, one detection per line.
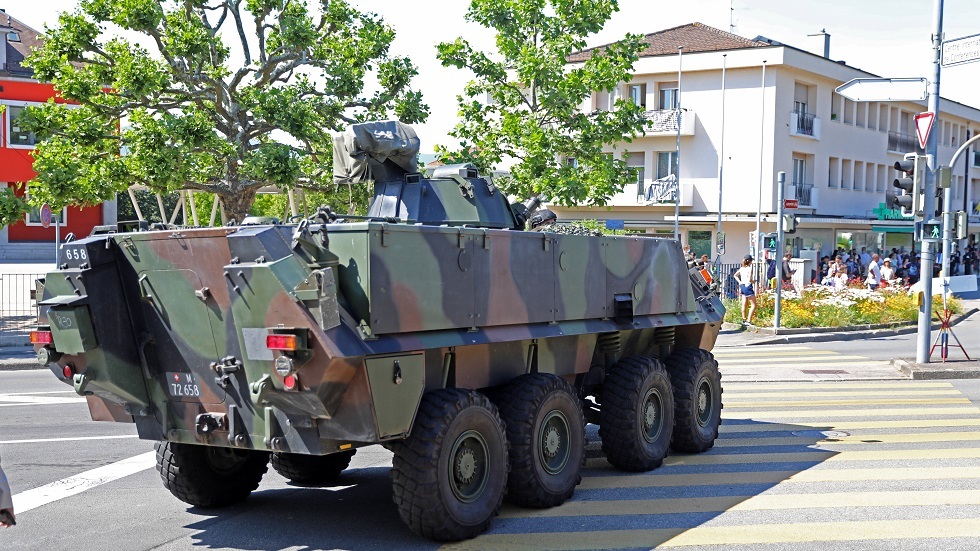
893 357 980 380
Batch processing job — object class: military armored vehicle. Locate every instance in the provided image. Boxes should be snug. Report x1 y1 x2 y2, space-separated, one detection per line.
32 121 724 541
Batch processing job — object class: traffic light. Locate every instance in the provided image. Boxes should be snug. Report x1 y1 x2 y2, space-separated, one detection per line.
892 154 925 217
935 166 951 218
955 210 968 239
782 213 797 234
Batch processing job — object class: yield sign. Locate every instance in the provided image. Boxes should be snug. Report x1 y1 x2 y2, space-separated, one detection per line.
915 111 935 149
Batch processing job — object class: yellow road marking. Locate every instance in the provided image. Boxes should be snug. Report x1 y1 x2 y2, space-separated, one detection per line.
724 397 971 408
719 356 884 365
722 389 961 398
714 430 980 447
720 418 980 432
713 350 844 358
658 447 980 466
500 489 980 518
577 466 980 490
723 406 980 419
445 519 980 550
723 381 954 390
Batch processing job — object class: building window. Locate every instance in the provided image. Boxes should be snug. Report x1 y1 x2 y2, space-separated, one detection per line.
629 84 646 108
656 151 678 179
564 157 578 168
626 152 645 200
828 157 839 188
6 105 37 147
658 82 678 110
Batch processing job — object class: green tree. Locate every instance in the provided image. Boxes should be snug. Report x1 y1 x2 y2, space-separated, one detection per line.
21 0 428 223
436 0 646 206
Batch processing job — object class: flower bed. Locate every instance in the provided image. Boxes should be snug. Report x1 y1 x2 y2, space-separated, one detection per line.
721 284 963 328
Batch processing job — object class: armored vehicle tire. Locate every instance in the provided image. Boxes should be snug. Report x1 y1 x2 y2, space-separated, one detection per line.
155 441 270 508
391 388 509 541
492 373 585 508
666 348 723 453
599 356 674 472
271 450 356 485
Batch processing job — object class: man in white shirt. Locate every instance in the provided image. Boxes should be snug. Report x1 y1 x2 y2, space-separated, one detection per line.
866 253 881 291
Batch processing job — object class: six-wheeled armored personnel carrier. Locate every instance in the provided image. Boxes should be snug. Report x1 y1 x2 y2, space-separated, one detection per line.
32 121 724 541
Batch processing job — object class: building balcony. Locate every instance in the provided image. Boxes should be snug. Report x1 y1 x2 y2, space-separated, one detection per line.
612 176 694 207
887 131 924 155
788 182 817 209
789 111 820 140
643 108 696 136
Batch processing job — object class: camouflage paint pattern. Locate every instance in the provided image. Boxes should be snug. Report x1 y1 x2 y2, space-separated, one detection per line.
35 144 723 459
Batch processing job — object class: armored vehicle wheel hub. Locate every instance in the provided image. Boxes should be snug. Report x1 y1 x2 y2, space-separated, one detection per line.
641 388 664 444
449 430 489 503
539 410 571 474
696 377 713 427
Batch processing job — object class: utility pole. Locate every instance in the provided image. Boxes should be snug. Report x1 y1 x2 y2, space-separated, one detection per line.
674 47 683 241
917 0 944 364
754 61 767 283
774 172 786 328
716 53 728 274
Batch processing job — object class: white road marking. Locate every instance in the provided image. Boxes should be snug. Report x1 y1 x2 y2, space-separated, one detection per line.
0 435 138 445
1 390 78 396
0 395 86 406
12 451 156 513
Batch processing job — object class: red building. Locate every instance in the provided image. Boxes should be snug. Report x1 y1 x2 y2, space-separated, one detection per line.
0 10 110 261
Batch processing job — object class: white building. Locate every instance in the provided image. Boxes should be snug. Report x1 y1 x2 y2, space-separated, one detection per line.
554 22 980 271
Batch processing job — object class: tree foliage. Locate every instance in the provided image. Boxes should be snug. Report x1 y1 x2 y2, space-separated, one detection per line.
21 0 428 222
436 0 646 206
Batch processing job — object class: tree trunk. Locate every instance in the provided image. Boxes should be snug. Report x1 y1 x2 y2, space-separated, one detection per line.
220 188 258 225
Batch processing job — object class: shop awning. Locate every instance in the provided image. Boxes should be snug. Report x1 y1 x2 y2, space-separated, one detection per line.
871 225 914 233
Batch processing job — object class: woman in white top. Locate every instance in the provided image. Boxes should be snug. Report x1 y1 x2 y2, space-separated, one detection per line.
733 254 757 326
880 257 896 286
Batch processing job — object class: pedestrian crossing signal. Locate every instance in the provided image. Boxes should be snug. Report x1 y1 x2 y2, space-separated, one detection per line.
763 233 778 251
920 221 941 241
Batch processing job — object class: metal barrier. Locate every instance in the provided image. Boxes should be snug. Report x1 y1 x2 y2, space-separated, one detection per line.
0 273 43 346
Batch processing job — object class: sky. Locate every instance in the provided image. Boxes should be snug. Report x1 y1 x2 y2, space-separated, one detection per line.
6 0 980 151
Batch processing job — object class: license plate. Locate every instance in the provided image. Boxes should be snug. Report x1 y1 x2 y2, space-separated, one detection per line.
166 372 201 398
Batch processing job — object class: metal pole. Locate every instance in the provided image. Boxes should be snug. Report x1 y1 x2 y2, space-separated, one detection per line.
917 0 944 364
755 61 768 285
775 172 786 328
716 53 728 275
674 46 683 241
54 215 60 266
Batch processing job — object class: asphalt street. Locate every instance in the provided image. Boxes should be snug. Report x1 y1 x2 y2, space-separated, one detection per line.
6 363 980 550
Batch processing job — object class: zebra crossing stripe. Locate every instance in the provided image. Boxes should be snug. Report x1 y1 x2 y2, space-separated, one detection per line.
714 430 980 447
662 447 980 466
721 418 980 432
724 381 954 390
723 389 961 398
445 519 980 549
724 397 971 407
578 466 980 490
499 489 980 518
724 406 980 418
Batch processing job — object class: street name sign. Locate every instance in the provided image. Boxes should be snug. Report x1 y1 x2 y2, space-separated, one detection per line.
783 199 798 209
914 111 935 150
942 32 980 67
835 78 928 102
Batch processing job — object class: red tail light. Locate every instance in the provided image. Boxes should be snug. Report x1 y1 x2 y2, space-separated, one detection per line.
283 374 298 391
266 334 298 351
63 365 74 379
31 331 53 345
